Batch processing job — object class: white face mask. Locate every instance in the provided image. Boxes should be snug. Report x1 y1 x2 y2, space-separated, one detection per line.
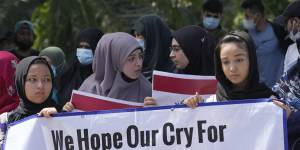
243 19 256 30
289 31 300 42
203 16 220 30
136 38 145 50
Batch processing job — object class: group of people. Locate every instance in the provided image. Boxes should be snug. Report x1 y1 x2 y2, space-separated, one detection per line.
0 0 300 149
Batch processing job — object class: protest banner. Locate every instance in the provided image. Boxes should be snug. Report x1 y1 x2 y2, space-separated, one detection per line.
152 70 217 106
4 99 287 150
71 90 144 111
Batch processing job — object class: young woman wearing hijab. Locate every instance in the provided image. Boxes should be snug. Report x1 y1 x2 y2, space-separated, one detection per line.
0 51 19 114
63 32 152 111
170 25 216 75
58 28 104 107
144 25 216 106
0 56 61 144
39 46 66 105
184 30 278 104
132 15 175 81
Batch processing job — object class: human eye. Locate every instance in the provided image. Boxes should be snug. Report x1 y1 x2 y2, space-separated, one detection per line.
26 78 37 83
127 57 135 62
236 58 244 63
221 60 229 65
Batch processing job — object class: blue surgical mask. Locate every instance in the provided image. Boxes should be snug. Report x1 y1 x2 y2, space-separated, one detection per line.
76 48 93 65
203 16 220 30
51 65 57 77
136 38 145 50
242 19 256 30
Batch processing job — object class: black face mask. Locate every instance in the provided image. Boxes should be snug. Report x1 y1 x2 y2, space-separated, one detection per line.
15 39 33 50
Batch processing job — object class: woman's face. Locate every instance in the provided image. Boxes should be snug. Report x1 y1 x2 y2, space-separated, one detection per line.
220 42 250 88
169 38 189 69
122 49 143 80
25 63 52 104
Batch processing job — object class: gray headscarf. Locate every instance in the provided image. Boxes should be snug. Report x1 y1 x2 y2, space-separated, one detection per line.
79 32 151 102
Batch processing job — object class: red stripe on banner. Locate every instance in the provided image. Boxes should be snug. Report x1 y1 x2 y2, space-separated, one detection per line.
153 75 217 95
71 93 143 111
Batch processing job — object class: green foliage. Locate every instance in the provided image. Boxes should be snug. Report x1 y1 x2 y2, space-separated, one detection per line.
0 0 292 59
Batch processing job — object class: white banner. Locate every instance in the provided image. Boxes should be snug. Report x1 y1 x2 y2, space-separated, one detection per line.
4 99 287 150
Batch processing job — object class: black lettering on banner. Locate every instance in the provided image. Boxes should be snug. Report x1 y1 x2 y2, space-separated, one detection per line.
197 120 206 143
90 134 100 150
219 125 227 142
65 136 74 150
163 122 175 145
77 129 89 150
101 133 112 150
151 130 159 146
113 132 123 149
175 128 183 145
184 128 193 148
208 126 218 143
140 130 150 147
127 125 139 148
51 130 63 150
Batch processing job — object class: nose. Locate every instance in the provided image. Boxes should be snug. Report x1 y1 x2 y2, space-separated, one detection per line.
36 80 46 89
229 63 237 72
136 57 143 66
169 50 175 59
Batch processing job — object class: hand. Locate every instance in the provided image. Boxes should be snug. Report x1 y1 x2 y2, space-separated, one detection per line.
38 107 57 117
273 100 292 118
183 92 203 108
63 102 75 112
144 97 156 107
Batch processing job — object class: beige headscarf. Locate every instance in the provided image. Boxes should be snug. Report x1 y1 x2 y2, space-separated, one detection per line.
79 32 151 102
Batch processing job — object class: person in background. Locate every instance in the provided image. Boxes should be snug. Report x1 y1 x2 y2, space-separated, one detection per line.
279 1 300 72
39 46 66 105
200 0 226 43
63 32 151 111
0 30 15 50
170 25 216 75
0 51 19 114
132 14 175 81
57 27 103 107
241 0 285 87
9 20 39 60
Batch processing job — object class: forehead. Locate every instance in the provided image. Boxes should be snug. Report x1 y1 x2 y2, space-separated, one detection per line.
171 38 179 45
220 42 248 56
27 63 50 75
203 11 219 15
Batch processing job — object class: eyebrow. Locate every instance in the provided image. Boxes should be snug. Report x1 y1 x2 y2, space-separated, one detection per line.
234 53 247 57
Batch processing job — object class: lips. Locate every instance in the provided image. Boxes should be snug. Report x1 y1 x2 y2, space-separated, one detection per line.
35 91 45 96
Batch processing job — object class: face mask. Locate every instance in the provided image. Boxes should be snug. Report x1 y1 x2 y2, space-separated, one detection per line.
289 31 300 42
242 19 256 30
136 38 145 50
76 48 93 65
203 16 220 30
51 65 56 78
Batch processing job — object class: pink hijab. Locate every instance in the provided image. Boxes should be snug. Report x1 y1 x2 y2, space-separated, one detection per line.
0 51 19 113
79 32 151 102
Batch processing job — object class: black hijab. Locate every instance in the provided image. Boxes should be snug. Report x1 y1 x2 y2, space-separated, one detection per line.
8 56 59 123
172 25 215 75
132 15 175 80
215 30 275 101
57 28 104 106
